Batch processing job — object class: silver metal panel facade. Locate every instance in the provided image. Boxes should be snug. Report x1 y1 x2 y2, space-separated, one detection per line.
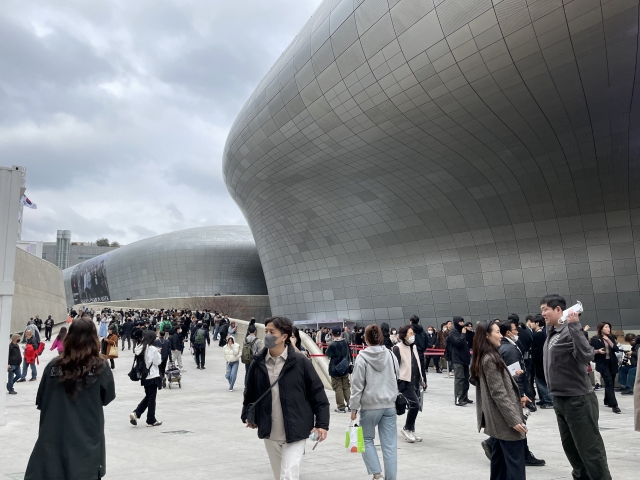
223 0 640 329
62 226 267 307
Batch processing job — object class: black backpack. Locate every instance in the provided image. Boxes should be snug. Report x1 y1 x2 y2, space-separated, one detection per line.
128 352 150 382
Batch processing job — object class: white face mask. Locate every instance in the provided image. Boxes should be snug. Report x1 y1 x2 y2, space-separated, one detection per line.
512 334 519 342
407 336 415 344
428 330 434 334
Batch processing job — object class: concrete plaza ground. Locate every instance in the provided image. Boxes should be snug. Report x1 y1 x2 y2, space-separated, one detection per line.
1 341 637 479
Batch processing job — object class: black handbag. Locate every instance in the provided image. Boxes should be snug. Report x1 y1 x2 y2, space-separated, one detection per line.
246 369 284 425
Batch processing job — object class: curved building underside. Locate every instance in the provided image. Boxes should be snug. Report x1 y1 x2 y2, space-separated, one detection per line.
62 226 267 307
224 0 640 328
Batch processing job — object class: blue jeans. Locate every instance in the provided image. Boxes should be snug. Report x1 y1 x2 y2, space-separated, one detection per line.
225 361 239 389
7 365 20 391
359 408 397 480
213 325 219 340
21 358 37 380
618 365 636 390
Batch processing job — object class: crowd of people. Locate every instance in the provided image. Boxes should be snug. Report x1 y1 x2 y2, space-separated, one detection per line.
5 294 640 480
243 295 640 480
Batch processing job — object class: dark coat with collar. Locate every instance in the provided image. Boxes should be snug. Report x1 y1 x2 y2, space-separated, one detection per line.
241 344 330 443
498 337 525 397
590 335 619 375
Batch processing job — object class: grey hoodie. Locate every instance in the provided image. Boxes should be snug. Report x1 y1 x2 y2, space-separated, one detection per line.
350 346 399 412
543 321 594 397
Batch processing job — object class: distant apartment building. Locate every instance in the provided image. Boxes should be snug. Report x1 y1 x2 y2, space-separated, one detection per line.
42 231 120 269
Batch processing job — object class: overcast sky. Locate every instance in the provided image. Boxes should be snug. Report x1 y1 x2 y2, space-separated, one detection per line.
2 0 320 244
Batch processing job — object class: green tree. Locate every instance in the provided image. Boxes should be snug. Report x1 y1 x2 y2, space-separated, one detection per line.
110 241 120 248
96 238 110 247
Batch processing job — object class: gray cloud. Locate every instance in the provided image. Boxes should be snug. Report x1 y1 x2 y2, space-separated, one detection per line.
2 0 321 243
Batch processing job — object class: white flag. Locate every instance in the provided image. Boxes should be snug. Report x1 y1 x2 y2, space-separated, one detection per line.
20 195 37 209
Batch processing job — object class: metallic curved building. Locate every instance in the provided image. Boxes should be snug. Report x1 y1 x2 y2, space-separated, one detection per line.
224 0 640 329
62 226 267 306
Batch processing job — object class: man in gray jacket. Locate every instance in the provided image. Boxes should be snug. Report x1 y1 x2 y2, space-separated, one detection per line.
540 294 612 480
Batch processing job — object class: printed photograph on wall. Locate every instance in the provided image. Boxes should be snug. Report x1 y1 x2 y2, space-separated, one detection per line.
70 253 110 304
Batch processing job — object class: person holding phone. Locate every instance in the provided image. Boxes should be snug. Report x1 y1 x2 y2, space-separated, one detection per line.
471 321 528 480
242 316 329 480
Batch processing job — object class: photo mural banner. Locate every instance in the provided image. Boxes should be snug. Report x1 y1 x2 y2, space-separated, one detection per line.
70 253 110 304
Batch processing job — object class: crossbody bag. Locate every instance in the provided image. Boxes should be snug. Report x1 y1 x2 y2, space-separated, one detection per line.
246 367 285 425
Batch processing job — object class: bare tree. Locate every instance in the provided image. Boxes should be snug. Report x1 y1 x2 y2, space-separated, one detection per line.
180 295 247 318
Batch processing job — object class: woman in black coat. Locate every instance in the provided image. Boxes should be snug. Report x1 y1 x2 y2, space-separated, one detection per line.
25 317 115 479
590 322 621 414
242 316 329 480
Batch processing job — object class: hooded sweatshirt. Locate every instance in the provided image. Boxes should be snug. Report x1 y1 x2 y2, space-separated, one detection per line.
349 346 399 411
133 344 161 380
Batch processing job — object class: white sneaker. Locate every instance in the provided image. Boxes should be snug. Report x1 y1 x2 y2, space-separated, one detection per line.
448 371 454 378
412 431 422 442
129 413 138 426
229 388 233 392
400 428 415 443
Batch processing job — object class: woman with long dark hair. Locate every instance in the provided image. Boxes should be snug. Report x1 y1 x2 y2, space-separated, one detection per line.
471 321 527 480
25 316 115 480
130 330 163 427
393 325 426 443
590 322 621 414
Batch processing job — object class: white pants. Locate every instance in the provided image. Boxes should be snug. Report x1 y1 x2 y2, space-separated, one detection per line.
264 439 306 480
172 350 182 368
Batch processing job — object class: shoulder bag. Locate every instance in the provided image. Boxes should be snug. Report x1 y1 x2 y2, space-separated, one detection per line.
246 367 285 425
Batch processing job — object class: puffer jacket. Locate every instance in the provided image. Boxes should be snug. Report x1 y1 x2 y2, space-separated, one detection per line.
223 342 241 363
242 344 330 443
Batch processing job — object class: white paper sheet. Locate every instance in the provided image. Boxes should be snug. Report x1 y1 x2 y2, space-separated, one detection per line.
507 361 520 377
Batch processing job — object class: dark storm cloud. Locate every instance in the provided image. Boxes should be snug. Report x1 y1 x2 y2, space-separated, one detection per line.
2 0 321 243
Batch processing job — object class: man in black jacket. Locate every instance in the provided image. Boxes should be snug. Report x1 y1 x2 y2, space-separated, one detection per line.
509 313 536 410
7 334 22 394
169 326 184 371
447 316 471 406
131 322 143 349
191 321 210 369
121 318 134 350
326 326 351 413
410 315 428 374
425 326 441 373
242 318 329 478
44 316 54 341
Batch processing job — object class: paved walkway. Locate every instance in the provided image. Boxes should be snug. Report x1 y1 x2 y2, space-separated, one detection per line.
1 340 637 479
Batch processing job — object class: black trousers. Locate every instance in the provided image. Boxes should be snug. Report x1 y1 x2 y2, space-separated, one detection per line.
194 347 206 367
45 327 52 341
218 334 227 347
524 358 535 399
399 380 420 431
599 360 618 408
425 356 441 371
134 381 158 424
553 393 611 480
453 363 470 402
121 334 131 350
490 438 526 480
159 359 167 379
